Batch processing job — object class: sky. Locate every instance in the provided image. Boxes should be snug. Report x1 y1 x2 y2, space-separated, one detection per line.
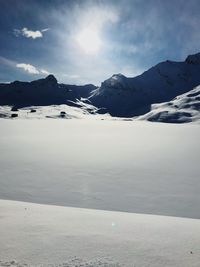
0 0 200 85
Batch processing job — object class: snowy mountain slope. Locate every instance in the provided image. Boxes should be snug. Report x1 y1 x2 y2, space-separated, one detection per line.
138 85 200 123
0 75 96 107
0 102 110 120
89 52 200 117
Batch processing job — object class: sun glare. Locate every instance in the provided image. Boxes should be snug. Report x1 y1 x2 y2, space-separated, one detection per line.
76 28 101 54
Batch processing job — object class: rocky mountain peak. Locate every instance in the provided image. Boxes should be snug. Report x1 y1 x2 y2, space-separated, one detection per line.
185 52 200 65
45 74 57 84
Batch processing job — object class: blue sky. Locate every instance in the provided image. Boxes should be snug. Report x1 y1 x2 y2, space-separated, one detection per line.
0 0 200 85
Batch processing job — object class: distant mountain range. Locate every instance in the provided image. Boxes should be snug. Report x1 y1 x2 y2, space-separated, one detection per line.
0 52 200 123
0 74 96 107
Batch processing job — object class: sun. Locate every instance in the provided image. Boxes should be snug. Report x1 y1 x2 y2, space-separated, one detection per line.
76 28 101 54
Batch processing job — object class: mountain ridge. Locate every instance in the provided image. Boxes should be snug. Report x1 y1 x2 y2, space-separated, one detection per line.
0 74 97 107
89 52 200 116
0 52 200 121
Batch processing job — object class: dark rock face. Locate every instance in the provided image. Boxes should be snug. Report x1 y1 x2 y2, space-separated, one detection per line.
185 53 200 65
60 111 66 118
89 52 200 117
11 113 18 118
147 111 192 124
0 75 96 107
45 74 58 84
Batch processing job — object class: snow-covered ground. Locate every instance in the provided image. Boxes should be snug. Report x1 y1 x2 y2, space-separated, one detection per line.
0 103 111 120
0 199 200 267
0 119 199 219
0 119 200 266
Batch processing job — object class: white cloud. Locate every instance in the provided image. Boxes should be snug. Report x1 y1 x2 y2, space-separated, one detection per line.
16 63 40 74
13 28 49 39
22 28 42 39
16 63 49 75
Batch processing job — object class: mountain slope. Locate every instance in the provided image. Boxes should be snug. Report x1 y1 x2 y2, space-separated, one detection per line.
0 52 200 120
0 75 96 107
137 85 200 123
89 52 200 117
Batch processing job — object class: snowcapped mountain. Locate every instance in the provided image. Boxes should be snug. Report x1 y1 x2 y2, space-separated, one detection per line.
0 52 200 122
0 74 96 107
89 52 200 117
137 85 200 123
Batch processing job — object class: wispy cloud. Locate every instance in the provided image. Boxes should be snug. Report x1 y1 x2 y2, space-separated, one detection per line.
80 6 119 30
0 56 16 67
40 69 50 75
41 28 49 32
109 43 139 55
16 63 40 74
13 27 49 39
16 63 49 75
